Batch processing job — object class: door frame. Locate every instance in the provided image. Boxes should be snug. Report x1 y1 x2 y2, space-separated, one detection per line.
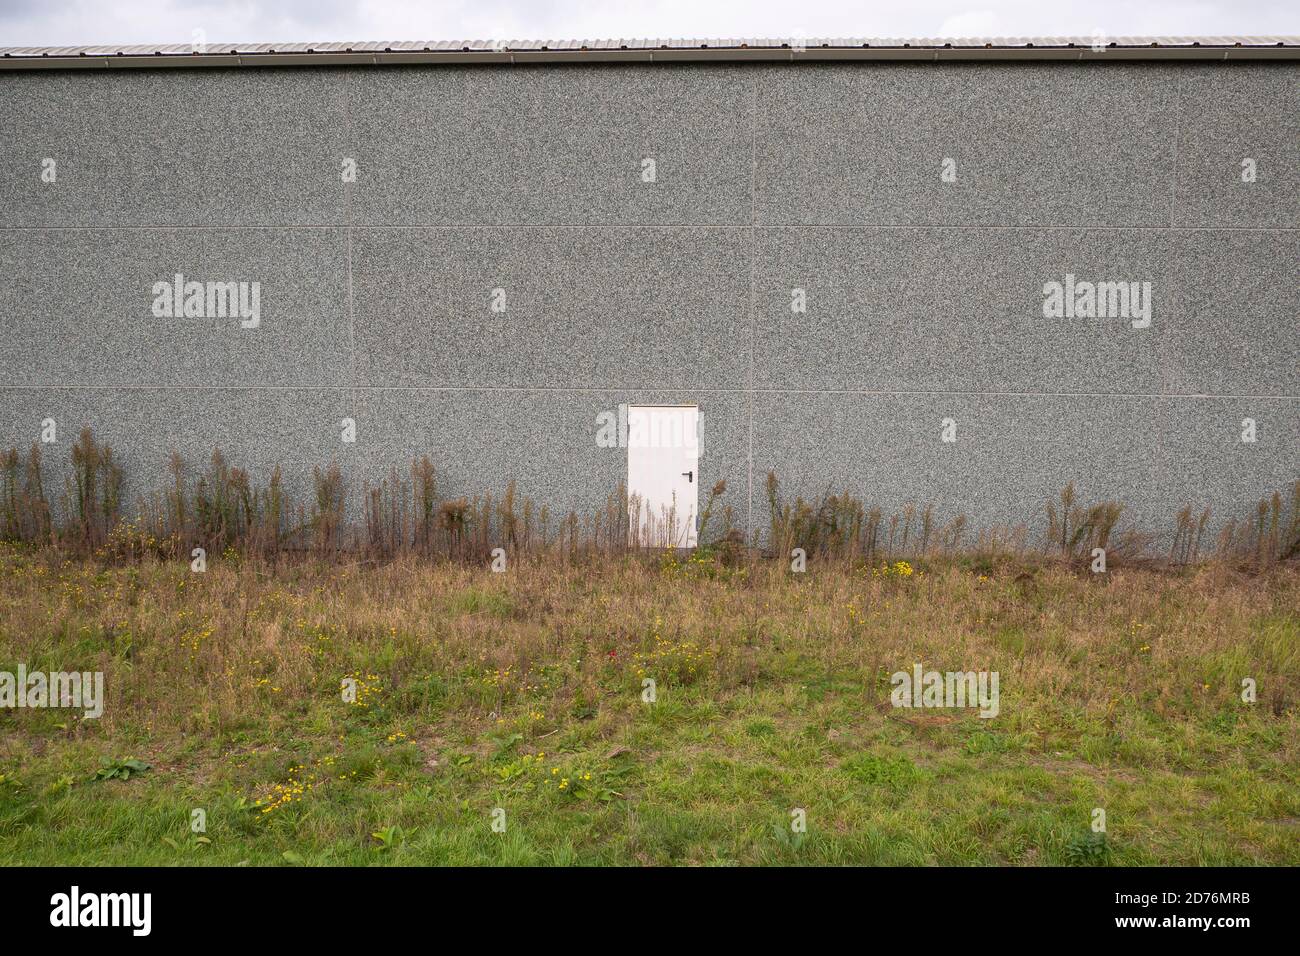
625 403 700 549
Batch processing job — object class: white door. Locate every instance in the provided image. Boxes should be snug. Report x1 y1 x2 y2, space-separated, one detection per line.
627 405 700 548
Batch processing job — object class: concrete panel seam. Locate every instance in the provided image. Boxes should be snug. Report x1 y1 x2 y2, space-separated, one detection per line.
747 66 758 540
3 386 1295 399
1169 67 1182 227
344 69 358 418
346 227 357 414
2 225 1297 233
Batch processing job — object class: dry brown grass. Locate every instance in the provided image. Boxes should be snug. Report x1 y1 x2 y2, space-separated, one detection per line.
2 434 1297 568
1 542 1296 866
2 546 1295 742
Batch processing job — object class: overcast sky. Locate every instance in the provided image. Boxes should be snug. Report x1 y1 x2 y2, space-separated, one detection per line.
1 0 1297 46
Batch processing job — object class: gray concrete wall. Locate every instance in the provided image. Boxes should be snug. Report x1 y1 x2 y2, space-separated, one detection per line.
1 62 1296 545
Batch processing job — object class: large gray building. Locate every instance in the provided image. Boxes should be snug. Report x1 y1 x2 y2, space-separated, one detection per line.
1 37 1297 547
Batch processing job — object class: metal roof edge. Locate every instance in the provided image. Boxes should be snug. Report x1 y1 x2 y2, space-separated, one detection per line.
3 37 1300 69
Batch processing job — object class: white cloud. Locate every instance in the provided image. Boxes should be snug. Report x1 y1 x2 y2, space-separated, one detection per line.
0 0 1295 46
937 10 1002 37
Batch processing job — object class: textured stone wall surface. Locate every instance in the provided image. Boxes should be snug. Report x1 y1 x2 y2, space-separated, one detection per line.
1 62 1295 543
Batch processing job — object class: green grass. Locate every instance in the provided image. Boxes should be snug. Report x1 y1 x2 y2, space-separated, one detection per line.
0 546 1296 866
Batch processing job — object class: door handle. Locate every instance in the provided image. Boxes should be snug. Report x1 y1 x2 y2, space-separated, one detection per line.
681 471 693 483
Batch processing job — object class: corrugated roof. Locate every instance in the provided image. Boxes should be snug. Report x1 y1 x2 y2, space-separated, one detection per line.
2 36 1298 68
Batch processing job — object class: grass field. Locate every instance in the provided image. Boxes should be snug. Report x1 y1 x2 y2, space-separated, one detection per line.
0 544 1297 866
